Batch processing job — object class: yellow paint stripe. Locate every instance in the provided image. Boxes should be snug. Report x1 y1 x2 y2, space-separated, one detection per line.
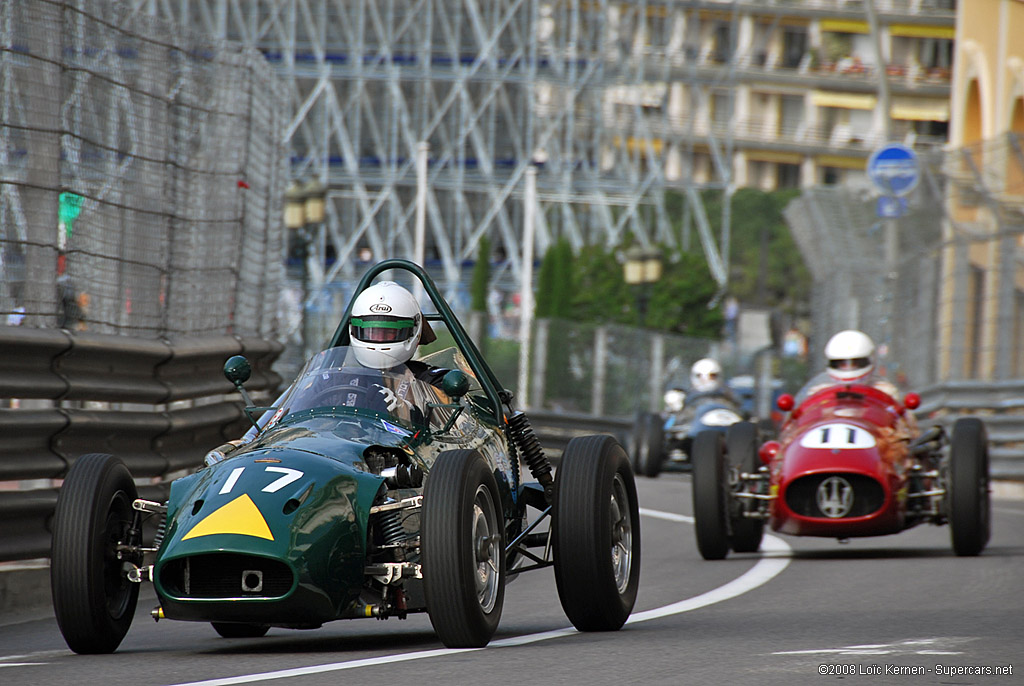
182 493 274 541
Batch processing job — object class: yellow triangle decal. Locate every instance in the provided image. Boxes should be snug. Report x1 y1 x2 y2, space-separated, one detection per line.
182 494 274 541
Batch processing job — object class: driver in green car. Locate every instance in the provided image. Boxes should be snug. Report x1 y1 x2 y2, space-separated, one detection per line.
207 281 450 465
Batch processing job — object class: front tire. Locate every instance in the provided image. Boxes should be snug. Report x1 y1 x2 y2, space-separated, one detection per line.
949 418 990 557
553 435 640 631
51 453 140 654
422 449 505 648
726 422 764 553
691 431 730 560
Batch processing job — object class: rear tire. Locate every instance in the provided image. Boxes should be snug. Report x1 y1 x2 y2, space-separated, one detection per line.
691 431 730 560
553 435 640 631
949 418 990 557
422 449 505 648
726 422 764 554
635 412 665 478
51 453 140 654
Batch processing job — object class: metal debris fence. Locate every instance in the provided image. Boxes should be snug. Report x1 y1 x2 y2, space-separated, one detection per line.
785 133 1024 476
785 133 1024 389
0 0 288 339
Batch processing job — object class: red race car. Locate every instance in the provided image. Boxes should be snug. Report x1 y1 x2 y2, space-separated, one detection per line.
691 377 991 559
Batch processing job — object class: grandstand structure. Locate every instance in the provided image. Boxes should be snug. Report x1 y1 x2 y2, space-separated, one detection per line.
127 0 736 299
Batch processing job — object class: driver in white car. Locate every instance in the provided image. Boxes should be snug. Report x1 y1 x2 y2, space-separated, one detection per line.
687 357 738 405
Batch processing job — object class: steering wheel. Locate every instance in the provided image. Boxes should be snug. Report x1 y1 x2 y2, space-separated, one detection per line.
309 384 370 408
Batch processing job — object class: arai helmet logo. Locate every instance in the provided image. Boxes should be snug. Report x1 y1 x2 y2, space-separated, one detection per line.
369 303 392 313
816 476 853 518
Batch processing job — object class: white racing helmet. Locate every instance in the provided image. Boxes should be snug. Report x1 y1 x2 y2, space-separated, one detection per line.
663 387 686 412
348 281 435 369
690 358 723 393
824 330 875 381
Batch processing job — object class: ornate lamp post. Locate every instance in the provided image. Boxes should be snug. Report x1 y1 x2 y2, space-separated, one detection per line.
623 245 662 327
284 179 327 356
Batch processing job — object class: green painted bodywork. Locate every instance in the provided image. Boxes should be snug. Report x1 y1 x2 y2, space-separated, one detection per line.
154 432 387 625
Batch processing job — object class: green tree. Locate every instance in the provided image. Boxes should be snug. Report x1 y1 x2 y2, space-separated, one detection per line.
535 238 574 319
470 236 491 312
647 251 724 337
673 188 810 315
569 242 723 338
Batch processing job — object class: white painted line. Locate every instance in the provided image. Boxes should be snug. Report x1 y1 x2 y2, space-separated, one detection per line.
773 638 965 657
165 507 791 686
627 531 791 623
0 663 47 667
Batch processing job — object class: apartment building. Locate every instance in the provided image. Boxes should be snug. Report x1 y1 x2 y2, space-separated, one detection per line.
620 0 956 191
937 0 1024 380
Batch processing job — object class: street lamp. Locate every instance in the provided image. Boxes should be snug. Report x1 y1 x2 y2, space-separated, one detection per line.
623 245 662 327
284 178 328 356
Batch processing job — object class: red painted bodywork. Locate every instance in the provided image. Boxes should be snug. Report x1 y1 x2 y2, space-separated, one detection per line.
766 384 920 538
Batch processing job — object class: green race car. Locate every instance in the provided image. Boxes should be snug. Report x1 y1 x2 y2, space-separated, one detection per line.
50 259 640 653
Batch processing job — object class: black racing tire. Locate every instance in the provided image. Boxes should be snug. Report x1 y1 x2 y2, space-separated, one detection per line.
726 422 764 554
211 622 271 639
949 418 991 557
691 431 730 560
553 435 640 632
629 412 645 471
51 453 140 654
422 449 505 648
636 412 665 478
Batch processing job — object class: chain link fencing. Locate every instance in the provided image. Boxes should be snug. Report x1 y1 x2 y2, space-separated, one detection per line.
784 133 1024 390
0 0 288 339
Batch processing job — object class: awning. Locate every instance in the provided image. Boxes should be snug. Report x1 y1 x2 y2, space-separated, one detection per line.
820 19 869 34
891 97 950 122
810 91 878 110
744 150 803 165
816 154 867 170
889 24 955 40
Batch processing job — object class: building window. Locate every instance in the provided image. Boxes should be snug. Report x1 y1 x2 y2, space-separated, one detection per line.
782 28 807 69
711 90 732 128
822 167 842 185
778 163 801 189
712 23 732 64
780 94 804 136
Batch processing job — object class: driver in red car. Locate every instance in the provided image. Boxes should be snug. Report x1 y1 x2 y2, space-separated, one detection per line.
798 330 898 400
795 329 917 437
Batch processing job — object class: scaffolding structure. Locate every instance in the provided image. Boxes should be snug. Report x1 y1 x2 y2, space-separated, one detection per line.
127 0 735 301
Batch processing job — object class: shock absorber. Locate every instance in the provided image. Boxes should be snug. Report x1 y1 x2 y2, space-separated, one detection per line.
379 510 406 545
507 411 554 501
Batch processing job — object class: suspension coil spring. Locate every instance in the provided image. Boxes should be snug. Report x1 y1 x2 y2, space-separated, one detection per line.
379 510 406 545
507 411 553 490
152 519 166 551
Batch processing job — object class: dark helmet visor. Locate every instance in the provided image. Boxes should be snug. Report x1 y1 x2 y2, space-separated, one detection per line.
829 357 870 371
350 316 416 343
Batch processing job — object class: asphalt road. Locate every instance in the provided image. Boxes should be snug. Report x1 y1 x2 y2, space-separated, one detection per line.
2 472 1022 686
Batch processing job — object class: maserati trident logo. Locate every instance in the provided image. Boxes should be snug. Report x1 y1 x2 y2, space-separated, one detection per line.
816 476 854 518
369 303 392 313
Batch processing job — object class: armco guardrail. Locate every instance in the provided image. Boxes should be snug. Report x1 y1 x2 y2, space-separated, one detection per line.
528 410 633 453
918 381 1024 480
0 327 282 562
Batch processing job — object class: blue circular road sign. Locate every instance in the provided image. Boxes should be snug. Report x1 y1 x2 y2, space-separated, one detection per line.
867 143 920 197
